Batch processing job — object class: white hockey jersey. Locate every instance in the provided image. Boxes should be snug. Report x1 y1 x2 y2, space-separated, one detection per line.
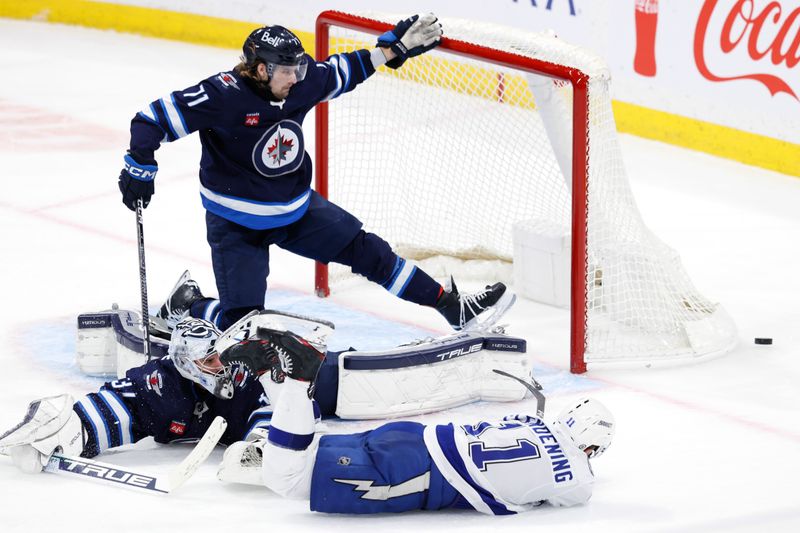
423 414 594 515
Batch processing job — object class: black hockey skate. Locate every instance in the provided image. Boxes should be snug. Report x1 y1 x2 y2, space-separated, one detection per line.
150 270 205 336
435 276 516 331
218 337 284 383
220 327 326 384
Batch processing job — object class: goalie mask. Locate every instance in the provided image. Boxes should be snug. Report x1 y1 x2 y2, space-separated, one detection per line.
169 319 234 399
242 25 308 82
555 397 615 458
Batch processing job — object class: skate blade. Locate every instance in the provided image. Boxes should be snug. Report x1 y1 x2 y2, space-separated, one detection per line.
462 291 517 332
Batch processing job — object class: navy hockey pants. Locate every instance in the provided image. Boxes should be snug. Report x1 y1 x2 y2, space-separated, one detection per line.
205 191 402 329
310 422 469 514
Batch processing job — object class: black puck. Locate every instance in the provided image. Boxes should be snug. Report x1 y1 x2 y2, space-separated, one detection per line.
754 338 772 345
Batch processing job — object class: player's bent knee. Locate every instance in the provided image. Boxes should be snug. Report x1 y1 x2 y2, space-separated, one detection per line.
334 231 396 283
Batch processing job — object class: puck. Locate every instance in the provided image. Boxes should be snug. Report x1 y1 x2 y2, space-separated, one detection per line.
754 338 772 345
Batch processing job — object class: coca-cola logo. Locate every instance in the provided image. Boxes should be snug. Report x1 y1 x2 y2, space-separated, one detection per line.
694 0 799 99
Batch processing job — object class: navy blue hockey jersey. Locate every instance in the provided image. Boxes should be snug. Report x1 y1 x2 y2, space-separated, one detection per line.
73 358 271 457
129 50 376 229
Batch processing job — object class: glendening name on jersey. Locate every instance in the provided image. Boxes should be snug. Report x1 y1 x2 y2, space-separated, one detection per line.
424 415 594 514
128 50 375 230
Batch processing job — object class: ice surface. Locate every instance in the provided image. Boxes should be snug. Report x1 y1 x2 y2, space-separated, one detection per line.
0 20 798 532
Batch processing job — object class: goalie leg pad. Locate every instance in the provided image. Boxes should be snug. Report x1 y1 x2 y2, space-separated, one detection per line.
335 331 529 419
76 309 169 377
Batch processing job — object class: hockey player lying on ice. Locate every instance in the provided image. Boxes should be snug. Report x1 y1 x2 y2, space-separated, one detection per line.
218 331 616 515
1 319 614 514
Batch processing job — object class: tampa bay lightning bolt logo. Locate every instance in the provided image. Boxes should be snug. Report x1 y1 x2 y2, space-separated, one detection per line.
252 120 304 177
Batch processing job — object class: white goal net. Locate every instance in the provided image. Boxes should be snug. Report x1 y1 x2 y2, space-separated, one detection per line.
315 11 737 372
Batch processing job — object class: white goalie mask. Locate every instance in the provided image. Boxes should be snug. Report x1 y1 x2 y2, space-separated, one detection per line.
169 318 234 399
555 397 615 458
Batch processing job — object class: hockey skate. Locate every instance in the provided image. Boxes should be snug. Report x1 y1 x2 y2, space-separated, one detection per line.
220 327 325 384
435 276 516 331
150 270 205 337
218 335 284 383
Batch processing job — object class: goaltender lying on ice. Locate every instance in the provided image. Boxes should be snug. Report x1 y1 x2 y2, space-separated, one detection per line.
0 312 615 514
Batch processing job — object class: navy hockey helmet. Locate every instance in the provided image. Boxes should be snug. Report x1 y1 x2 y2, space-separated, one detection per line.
243 25 308 81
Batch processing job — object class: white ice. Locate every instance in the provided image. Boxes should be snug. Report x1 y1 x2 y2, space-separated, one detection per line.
1 20 799 533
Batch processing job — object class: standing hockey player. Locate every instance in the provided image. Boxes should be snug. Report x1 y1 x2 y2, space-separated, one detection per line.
218 332 616 515
118 14 514 334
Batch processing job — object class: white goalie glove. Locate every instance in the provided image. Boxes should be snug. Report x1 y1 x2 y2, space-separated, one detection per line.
0 394 85 473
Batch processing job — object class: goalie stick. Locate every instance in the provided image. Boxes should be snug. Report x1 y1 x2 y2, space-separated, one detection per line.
42 416 227 494
492 368 546 417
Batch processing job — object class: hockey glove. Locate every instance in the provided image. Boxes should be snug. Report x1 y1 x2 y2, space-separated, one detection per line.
376 13 443 69
118 151 157 211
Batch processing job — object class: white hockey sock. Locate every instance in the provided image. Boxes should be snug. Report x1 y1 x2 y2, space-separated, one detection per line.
267 378 315 450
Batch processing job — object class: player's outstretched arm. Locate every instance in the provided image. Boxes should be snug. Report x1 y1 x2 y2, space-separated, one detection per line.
376 13 443 69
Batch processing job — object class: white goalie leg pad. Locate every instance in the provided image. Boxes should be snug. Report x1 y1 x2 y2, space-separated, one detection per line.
335 331 530 419
0 394 84 473
76 309 170 377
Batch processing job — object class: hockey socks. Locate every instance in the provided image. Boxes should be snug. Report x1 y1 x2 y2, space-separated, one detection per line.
190 298 221 327
267 379 316 451
381 257 442 307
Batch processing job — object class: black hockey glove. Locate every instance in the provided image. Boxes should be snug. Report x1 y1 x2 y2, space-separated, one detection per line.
118 151 157 211
376 13 443 69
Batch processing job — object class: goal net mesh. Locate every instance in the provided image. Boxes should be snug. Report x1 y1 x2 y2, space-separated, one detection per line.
320 13 737 366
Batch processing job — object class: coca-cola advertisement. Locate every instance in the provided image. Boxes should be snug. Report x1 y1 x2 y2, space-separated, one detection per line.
694 0 799 100
622 0 798 147
634 0 659 76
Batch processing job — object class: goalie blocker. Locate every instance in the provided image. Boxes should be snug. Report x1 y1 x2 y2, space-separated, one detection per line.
76 308 530 419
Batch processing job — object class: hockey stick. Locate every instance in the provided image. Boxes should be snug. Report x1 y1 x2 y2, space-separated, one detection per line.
42 416 227 494
135 199 152 361
492 369 546 417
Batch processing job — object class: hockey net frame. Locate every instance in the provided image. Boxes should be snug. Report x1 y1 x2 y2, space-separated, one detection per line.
313 11 736 373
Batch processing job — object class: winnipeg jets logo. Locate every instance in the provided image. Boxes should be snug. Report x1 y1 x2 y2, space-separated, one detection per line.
334 472 430 500
252 120 304 177
216 72 240 90
145 370 163 397
269 134 294 163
